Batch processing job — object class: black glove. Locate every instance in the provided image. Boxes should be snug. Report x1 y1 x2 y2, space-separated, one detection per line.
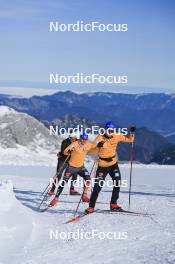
67 150 72 154
97 141 105 148
130 124 136 133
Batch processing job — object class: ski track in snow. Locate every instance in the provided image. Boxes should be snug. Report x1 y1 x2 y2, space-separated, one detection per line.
0 165 175 264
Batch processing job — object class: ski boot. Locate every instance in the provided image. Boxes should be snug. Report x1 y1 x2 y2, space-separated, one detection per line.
82 195 90 203
48 190 55 196
70 188 80 195
50 197 59 207
85 207 94 214
110 203 122 211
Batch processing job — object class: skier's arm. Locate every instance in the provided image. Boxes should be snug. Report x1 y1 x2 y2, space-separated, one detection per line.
64 142 76 155
88 143 99 155
117 124 136 143
117 133 135 143
88 147 99 155
88 135 103 153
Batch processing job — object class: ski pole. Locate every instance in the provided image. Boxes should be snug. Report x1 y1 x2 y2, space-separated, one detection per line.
49 153 71 191
38 154 70 210
39 154 70 203
74 193 83 217
91 161 98 193
73 161 97 217
128 141 134 210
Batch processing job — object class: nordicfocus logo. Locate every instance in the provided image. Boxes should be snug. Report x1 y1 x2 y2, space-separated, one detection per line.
49 178 128 189
49 228 128 240
50 126 128 136
49 21 128 32
50 73 127 85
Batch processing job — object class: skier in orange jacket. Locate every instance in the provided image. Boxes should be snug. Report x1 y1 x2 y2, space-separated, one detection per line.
48 132 80 196
85 121 136 213
50 132 94 207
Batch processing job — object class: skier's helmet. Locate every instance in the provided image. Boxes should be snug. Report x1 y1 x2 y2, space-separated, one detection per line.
105 121 116 129
80 132 88 140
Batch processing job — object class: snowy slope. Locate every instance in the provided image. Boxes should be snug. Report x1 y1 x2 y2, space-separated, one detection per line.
0 180 36 263
0 164 175 264
0 106 61 165
0 106 94 166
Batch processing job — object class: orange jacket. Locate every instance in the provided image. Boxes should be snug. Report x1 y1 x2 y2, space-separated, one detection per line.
64 140 94 168
93 133 135 167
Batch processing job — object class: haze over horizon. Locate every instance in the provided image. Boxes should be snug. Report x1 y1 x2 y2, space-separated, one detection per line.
0 0 175 96
0 84 174 98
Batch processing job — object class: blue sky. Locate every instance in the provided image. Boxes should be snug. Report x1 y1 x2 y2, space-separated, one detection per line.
0 0 175 94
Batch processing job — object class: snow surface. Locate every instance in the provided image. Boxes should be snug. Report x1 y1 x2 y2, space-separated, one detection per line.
0 105 61 165
0 145 58 166
0 164 175 264
0 106 17 117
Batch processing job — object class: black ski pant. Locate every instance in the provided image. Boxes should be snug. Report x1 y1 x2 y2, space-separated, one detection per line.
51 159 77 192
55 165 90 198
89 163 121 208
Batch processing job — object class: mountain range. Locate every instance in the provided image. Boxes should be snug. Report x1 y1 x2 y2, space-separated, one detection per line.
0 91 175 164
0 91 175 137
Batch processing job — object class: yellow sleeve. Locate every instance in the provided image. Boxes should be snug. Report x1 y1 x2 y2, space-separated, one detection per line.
87 137 101 154
93 134 110 148
64 142 77 155
88 146 99 155
94 135 103 144
116 133 135 143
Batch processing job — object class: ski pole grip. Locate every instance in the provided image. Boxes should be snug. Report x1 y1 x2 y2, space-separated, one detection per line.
130 124 136 133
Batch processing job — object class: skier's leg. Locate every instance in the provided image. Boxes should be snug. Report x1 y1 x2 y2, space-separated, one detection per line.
50 160 67 193
88 167 108 209
57 160 68 180
70 173 77 188
78 167 91 202
70 174 80 195
50 166 73 207
55 168 72 197
109 163 121 208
